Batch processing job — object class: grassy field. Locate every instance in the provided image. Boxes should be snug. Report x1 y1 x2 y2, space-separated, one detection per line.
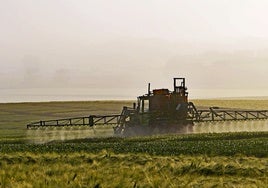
0 100 268 187
1 152 267 187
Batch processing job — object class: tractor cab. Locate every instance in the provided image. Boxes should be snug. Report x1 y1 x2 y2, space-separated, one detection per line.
137 78 188 117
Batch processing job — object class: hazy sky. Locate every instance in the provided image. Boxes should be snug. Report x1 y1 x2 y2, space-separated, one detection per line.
1 0 268 100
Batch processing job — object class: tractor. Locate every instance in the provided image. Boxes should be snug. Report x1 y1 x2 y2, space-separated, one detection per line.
27 77 268 136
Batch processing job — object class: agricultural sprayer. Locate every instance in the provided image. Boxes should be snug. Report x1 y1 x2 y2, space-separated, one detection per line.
27 78 268 136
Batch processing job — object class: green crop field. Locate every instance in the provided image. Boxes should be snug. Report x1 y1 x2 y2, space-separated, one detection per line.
0 100 268 187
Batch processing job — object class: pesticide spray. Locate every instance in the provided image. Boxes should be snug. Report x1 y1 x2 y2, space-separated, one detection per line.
26 125 114 144
193 120 268 133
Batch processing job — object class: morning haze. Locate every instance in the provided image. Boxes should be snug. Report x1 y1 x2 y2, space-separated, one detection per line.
1 0 268 102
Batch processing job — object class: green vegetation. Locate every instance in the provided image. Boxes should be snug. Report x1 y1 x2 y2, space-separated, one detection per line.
1 152 267 187
0 100 268 187
1 132 268 157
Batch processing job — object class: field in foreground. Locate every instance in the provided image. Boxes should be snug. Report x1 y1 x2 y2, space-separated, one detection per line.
0 100 268 187
1 132 268 187
1 152 267 187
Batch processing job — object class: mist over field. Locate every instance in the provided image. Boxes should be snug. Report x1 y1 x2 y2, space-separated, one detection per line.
26 120 268 144
1 0 268 101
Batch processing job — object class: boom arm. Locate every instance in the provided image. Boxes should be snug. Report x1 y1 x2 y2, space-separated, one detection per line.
187 103 268 122
27 114 122 129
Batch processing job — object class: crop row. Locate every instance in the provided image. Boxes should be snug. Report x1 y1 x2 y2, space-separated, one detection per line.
1 132 267 157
